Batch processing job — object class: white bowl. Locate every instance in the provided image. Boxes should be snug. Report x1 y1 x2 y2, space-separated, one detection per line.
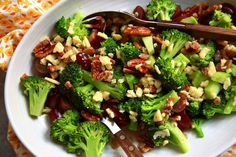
5 0 236 157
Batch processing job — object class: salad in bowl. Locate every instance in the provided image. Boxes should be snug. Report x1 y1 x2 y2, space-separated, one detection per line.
14 0 236 156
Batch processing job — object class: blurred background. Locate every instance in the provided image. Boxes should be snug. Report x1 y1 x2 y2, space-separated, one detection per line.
0 71 16 156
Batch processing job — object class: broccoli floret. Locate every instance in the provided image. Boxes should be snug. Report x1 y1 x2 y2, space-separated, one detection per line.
101 37 118 54
186 101 201 117
67 121 110 157
59 63 84 107
155 57 188 90
201 98 226 119
209 10 233 28
146 0 177 21
224 82 236 114
119 42 141 63
141 90 180 123
188 41 216 67
192 118 204 138
119 98 143 114
55 12 89 39
82 70 126 100
152 120 189 153
76 84 103 114
50 110 80 144
160 29 192 59
211 72 231 84
21 76 55 117
125 74 139 90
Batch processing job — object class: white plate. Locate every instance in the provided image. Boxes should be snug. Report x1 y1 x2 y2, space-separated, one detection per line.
4 0 236 157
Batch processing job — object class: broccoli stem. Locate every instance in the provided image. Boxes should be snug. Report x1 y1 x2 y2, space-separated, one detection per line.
174 53 190 71
224 97 236 114
82 70 124 100
211 72 230 84
204 81 222 99
192 70 208 87
128 121 138 131
125 74 139 90
231 64 236 77
142 36 155 55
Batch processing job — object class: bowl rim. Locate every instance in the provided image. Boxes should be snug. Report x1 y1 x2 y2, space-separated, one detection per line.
4 0 67 155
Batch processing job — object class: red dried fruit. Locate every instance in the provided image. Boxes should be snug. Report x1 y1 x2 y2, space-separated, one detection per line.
49 109 62 122
76 53 91 70
173 92 188 113
81 110 101 121
177 110 192 130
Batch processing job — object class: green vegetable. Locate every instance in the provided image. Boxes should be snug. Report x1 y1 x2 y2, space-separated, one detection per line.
142 36 155 55
55 12 89 39
231 64 236 77
188 41 216 67
119 98 143 114
155 57 188 90
68 121 110 157
50 110 80 144
82 70 127 100
119 42 141 63
224 82 236 114
211 72 231 84
125 74 139 90
141 90 179 123
191 70 208 87
209 10 233 28
101 37 118 54
181 16 198 24
160 29 193 59
21 76 55 117
204 80 222 99
146 0 177 21
153 120 190 153
187 101 201 117
192 118 204 138
51 111 110 157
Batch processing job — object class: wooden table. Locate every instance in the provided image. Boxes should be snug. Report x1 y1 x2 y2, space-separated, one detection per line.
0 71 16 156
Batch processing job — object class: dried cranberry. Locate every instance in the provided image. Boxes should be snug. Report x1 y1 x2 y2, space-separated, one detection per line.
76 53 91 70
49 109 62 122
81 110 101 121
45 92 60 109
58 97 73 113
89 29 104 49
32 58 48 76
133 6 145 19
177 110 192 130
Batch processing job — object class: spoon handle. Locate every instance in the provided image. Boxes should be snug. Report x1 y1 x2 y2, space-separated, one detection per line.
114 130 144 157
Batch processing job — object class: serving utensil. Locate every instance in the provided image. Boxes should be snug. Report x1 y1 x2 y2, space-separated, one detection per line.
101 118 143 157
83 11 236 41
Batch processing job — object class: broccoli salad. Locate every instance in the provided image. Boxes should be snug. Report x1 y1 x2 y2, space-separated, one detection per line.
20 0 236 156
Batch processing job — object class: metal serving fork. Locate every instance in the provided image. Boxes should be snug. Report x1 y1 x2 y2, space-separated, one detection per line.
83 11 236 41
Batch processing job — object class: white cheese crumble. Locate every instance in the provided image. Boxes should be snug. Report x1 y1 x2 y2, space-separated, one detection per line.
53 35 64 43
93 91 103 102
199 47 209 59
189 86 204 98
153 109 163 122
153 129 170 139
106 108 115 118
53 42 64 53
208 61 216 77
97 32 108 39
65 36 72 46
44 77 60 85
223 77 231 90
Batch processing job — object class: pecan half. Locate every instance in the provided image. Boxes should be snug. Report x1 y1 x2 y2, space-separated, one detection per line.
123 25 151 36
182 41 201 54
33 39 55 58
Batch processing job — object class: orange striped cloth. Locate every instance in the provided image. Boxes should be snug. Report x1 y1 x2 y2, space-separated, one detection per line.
0 1 236 157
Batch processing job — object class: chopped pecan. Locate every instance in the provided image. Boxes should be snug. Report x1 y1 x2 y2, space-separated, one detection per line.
133 41 143 50
201 67 209 76
182 41 201 54
216 62 223 71
96 70 113 82
173 92 188 113
138 143 155 153
123 66 138 74
82 47 96 55
213 97 221 105
139 53 149 60
153 34 163 44
127 58 151 74
33 39 55 58
123 25 152 36
91 55 103 80
222 45 236 59
64 81 73 89
225 60 233 69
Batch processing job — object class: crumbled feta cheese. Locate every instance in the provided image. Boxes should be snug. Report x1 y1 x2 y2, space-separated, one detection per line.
40 58 47 65
208 61 216 77
126 90 137 98
99 56 112 66
153 109 163 122
136 87 143 98
129 111 138 117
108 53 114 58
144 94 157 98
102 91 110 100
57 62 66 73
199 47 209 59
153 129 170 139
129 115 137 122
154 65 161 74
82 36 91 48
111 79 117 84
93 91 103 102
221 59 227 67
111 32 122 41
106 108 115 118
118 78 125 84
44 77 60 85
116 49 121 59
189 86 204 98
163 140 169 146
70 54 77 62
200 80 209 88
68 22 75 34
45 54 60 65
143 88 150 94
184 66 197 75
61 50 73 59
223 77 231 90
97 32 108 39
54 35 64 43
65 36 72 46
72 36 81 46
135 64 143 70
53 42 64 53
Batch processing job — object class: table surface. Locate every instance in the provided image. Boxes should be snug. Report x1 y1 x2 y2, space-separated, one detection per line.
0 71 16 157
